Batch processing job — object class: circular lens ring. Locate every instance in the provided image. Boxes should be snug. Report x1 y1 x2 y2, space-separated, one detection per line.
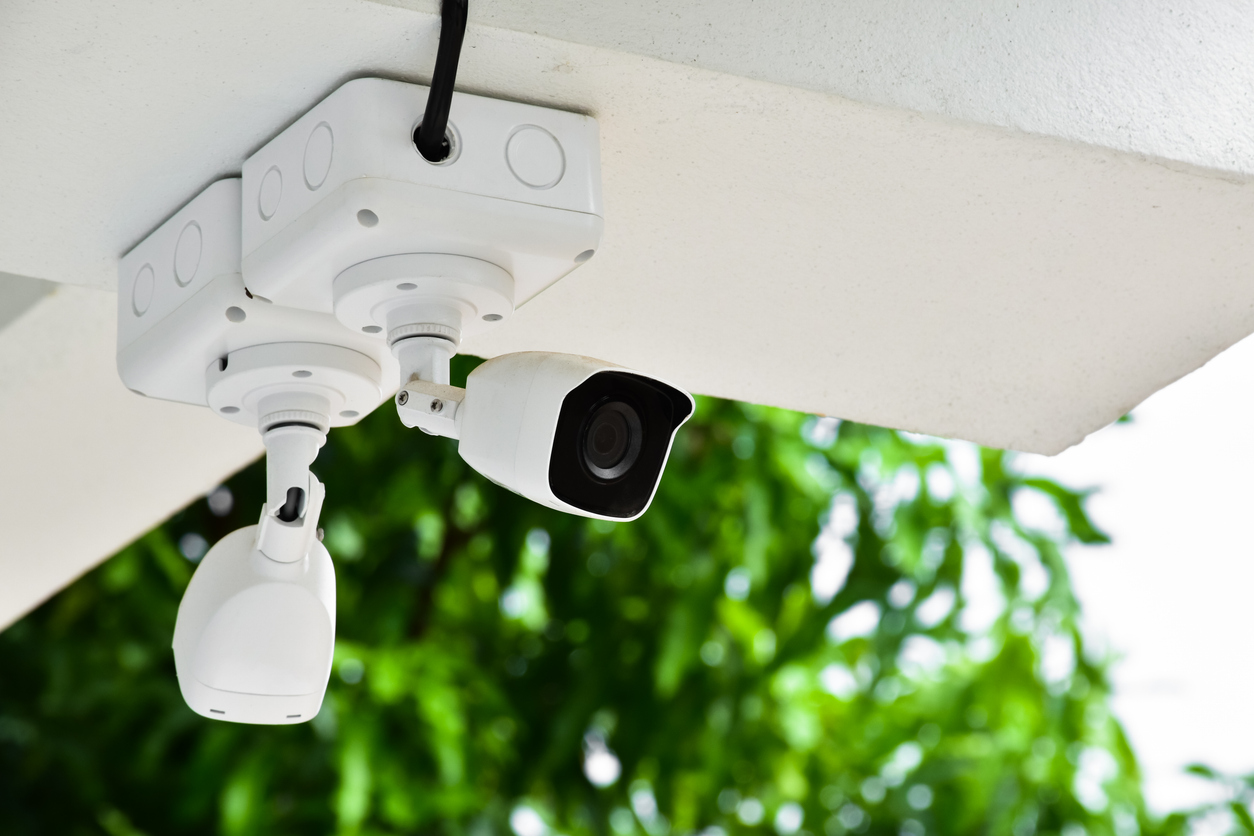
587 409 629 468
580 400 643 481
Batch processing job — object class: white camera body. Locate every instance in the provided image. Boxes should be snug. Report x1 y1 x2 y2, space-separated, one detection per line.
449 353 694 521
172 525 336 725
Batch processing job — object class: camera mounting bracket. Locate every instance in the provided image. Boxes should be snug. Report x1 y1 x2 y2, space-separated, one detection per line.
205 341 382 562
396 377 466 438
333 253 514 346
205 342 383 432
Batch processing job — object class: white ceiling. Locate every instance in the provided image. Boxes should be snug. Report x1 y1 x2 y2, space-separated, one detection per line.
1 0 1253 624
457 0 1254 174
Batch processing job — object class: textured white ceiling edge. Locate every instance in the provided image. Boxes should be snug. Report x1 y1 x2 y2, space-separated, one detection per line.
1 1 1253 626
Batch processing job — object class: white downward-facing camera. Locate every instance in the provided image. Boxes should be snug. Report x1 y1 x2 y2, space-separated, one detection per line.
173 424 336 724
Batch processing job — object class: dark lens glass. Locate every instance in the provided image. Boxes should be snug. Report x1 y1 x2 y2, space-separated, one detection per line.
586 408 628 468
550 371 694 518
581 401 642 480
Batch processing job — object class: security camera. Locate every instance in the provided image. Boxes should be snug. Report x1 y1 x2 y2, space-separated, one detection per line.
172 424 336 724
119 77 689 726
119 176 389 724
398 352 694 520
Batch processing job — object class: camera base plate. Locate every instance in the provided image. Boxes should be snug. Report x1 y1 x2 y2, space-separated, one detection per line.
333 253 514 345
205 342 384 431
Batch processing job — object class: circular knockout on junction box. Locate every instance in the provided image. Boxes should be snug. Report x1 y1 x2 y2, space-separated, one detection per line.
174 222 202 287
506 125 565 190
132 264 155 317
303 123 334 190
258 166 283 220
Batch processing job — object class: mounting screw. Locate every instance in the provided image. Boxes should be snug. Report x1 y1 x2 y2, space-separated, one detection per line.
429 399 444 414
397 390 409 405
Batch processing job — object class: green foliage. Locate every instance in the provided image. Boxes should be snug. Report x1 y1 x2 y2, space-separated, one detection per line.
0 360 1174 835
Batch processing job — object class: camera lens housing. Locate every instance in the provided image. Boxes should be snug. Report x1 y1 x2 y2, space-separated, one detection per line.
549 371 693 518
456 353 694 522
582 400 643 479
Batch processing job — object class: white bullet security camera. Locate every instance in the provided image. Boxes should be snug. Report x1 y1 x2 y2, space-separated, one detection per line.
400 352 694 520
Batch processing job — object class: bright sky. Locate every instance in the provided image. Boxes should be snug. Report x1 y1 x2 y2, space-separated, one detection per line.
1019 332 1254 818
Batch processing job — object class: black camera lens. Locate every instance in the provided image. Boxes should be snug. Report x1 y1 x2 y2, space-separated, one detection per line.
549 371 694 519
582 401 642 480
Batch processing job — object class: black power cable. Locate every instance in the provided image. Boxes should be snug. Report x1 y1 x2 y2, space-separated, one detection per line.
415 0 469 162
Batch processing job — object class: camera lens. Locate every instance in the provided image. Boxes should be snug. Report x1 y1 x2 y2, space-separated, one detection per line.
549 370 694 518
581 401 642 480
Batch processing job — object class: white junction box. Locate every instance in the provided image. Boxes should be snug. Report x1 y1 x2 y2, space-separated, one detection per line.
118 79 602 429
239 78 603 327
117 179 394 425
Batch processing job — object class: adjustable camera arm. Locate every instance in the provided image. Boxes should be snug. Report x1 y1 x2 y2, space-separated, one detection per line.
256 423 327 563
393 334 464 439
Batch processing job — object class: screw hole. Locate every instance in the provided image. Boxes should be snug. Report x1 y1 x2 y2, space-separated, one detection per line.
225 306 246 322
357 209 378 227
363 325 382 334
483 313 503 322
293 370 312 378
220 406 239 414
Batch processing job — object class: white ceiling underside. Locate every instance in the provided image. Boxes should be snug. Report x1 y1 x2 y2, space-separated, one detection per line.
1 0 1252 625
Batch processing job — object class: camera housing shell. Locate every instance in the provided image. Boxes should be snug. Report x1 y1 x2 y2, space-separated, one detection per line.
457 353 694 520
172 526 336 725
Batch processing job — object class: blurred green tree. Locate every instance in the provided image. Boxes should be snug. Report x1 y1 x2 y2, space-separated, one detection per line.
0 359 1181 835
